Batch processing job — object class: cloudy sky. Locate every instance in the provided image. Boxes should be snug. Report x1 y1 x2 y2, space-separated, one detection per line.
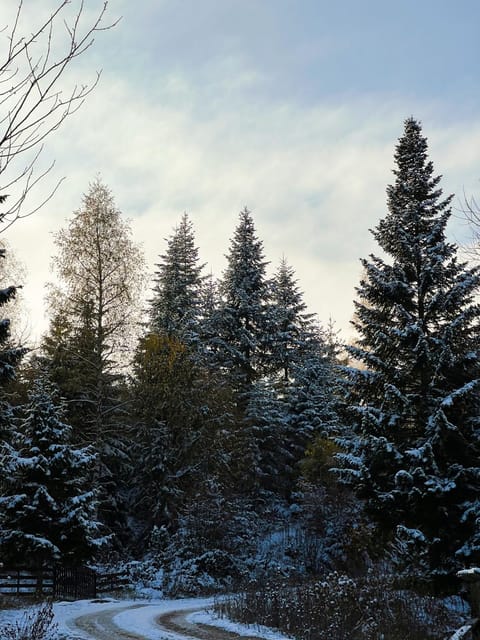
3 0 480 344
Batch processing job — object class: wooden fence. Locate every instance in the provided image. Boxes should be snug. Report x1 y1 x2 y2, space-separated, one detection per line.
0 566 97 599
96 570 130 593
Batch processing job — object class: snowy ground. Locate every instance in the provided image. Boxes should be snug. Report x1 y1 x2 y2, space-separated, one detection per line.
0 596 292 640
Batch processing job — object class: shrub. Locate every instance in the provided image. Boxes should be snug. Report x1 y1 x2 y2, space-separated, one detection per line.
214 571 464 640
0 602 57 640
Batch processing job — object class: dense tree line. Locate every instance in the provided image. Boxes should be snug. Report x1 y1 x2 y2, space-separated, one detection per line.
0 119 479 596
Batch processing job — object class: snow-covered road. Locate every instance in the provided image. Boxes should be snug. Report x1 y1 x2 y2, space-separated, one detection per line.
0 597 291 640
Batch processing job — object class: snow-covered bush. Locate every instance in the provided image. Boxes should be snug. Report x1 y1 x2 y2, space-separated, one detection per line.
159 488 261 595
163 548 244 596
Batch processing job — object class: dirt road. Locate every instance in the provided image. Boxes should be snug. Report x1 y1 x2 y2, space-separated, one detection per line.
69 601 269 640
156 606 268 639
71 604 150 640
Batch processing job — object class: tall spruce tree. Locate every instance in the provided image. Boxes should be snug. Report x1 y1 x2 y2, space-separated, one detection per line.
270 257 316 384
207 208 285 497
149 213 205 343
337 118 480 583
212 207 271 395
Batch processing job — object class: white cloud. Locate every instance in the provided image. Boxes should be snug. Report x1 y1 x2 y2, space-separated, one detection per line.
3 6 480 346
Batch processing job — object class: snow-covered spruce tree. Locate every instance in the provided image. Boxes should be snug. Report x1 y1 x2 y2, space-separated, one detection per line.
269 257 316 384
208 209 283 495
268 261 344 493
0 378 104 567
149 212 205 344
337 118 480 584
288 326 344 471
212 207 271 395
230 377 293 496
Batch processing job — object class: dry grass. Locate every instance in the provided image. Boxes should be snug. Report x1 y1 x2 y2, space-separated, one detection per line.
214 571 464 640
0 602 57 640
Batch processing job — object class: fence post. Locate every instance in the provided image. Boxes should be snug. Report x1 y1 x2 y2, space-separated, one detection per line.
457 568 480 640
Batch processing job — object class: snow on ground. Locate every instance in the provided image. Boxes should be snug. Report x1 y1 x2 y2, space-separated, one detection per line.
0 596 292 640
113 597 213 640
189 609 293 640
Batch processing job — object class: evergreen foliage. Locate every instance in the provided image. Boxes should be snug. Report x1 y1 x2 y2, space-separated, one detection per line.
149 213 205 343
288 327 343 469
0 205 27 455
229 379 291 496
212 207 271 394
131 331 230 535
337 118 480 582
269 257 316 383
0 244 26 386
0 378 104 567
40 179 146 541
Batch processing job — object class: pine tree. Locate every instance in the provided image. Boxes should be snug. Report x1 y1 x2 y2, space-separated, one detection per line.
131 331 229 534
149 213 205 343
337 118 480 583
269 257 316 384
222 378 290 496
212 207 271 395
288 326 343 465
0 378 104 567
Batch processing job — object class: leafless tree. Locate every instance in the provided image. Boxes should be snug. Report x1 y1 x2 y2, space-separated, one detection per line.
0 237 30 343
44 177 146 441
0 1 118 231
462 192 480 263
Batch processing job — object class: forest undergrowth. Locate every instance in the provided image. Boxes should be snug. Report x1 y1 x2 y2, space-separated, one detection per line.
213 571 466 640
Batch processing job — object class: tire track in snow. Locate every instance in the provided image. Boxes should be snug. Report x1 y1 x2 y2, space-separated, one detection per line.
69 601 268 640
155 606 264 640
71 604 150 640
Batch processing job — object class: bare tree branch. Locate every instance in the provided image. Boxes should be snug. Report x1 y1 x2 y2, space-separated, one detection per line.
460 189 480 263
0 1 119 230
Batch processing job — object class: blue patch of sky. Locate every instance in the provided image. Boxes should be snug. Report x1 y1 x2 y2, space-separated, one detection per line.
106 0 480 117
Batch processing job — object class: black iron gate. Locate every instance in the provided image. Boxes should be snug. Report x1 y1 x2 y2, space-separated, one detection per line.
54 566 97 599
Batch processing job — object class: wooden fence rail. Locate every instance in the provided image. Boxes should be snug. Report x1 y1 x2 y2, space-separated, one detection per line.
96 571 130 593
0 568 54 595
0 567 97 599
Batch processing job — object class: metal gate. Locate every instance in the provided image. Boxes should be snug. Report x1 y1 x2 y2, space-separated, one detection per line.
54 566 97 599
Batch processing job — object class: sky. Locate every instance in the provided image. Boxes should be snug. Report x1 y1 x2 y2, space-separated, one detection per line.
2 0 480 344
